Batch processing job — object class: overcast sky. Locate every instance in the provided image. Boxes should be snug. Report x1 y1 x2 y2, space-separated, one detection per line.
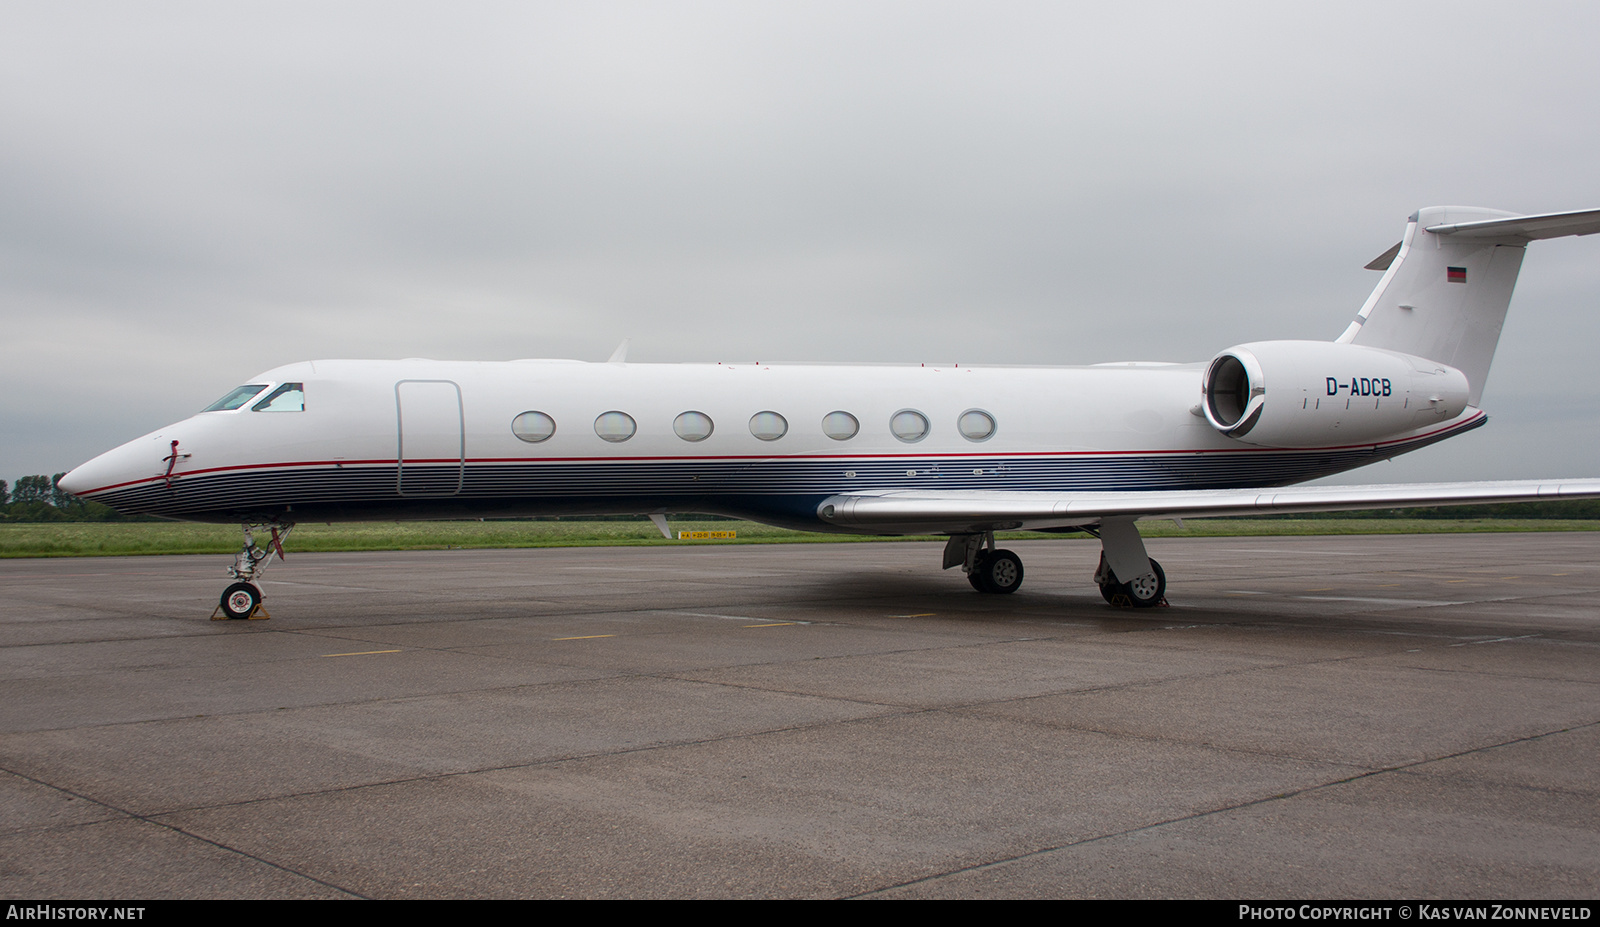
4 1 1599 487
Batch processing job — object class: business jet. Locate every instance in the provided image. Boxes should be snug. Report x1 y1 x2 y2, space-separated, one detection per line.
59 206 1600 618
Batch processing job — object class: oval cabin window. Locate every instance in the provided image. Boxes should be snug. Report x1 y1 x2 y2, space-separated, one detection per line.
674 411 714 442
749 411 788 441
594 411 637 443
958 409 996 441
821 411 859 440
512 411 557 443
890 409 929 443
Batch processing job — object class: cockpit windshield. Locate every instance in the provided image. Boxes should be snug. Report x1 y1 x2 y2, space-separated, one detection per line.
201 385 268 412
251 382 305 412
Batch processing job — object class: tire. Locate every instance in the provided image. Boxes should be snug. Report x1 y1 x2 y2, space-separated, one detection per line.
970 549 1024 594
1123 558 1165 607
221 582 261 619
1098 557 1165 608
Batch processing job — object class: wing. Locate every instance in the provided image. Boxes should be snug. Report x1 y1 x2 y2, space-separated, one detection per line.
817 480 1600 534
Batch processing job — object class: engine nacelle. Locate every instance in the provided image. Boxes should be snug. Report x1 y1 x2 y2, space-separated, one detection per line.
1202 341 1470 448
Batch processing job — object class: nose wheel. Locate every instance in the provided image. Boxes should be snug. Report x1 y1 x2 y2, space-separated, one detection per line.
219 582 265 619
212 522 292 619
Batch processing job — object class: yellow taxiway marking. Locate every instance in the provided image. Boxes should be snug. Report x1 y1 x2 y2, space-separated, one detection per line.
553 634 616 641
1306 587 1334 592
744 622 796 628
322 649 402 657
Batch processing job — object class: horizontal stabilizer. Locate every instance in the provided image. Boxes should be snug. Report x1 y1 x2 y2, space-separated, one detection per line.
818 480 1600 533
1425 207 1600 241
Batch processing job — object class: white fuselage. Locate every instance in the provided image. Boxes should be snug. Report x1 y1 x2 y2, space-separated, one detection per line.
63 357 1483 530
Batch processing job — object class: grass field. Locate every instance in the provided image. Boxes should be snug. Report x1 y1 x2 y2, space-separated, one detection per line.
3 517 1599 558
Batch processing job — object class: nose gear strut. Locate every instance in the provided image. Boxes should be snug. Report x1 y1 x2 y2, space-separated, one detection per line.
212 522 294 620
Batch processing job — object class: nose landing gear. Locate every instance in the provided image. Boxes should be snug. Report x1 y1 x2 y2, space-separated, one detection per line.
211 522 294 620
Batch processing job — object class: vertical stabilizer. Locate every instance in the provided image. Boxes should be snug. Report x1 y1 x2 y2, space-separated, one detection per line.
1339 205 1600 405
1338 206 1525 406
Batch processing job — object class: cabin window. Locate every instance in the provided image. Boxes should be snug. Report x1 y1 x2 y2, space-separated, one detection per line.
512 411 556 443
202 385 268 412
821 411 859 440
674 411 714 442
958 409 996 441
594 411 637 443
252 383 305 412
749 411 788 441
890 409 929 443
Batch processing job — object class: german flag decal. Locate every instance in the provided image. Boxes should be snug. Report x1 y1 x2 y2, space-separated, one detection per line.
1447 266 1467 283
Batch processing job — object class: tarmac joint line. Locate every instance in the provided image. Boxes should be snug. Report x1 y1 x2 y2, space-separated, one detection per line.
0 764 369 899
847 718 1600 898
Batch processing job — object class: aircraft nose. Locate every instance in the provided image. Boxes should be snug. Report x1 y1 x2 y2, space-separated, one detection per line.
55 466 90 497
55 450 135 500
56 436 167 500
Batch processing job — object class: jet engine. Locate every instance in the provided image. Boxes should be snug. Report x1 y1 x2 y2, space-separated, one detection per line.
1201 341 1470 448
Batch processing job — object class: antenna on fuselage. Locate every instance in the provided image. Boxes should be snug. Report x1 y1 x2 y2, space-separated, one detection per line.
607 339 630 364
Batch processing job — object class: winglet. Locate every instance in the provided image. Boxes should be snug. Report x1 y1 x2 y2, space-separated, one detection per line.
608 339 630 364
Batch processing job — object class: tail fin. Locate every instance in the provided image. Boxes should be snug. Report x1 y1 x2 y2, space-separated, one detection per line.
1338 206 1600 405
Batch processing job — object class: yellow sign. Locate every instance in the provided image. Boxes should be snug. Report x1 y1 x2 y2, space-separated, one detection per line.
678 530 737 540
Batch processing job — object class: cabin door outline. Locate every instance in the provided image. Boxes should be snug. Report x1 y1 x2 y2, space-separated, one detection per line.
395 379 465 496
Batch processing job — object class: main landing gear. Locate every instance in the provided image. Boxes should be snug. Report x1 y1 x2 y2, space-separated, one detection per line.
213 522 294 620
1094 552 1166 607
944 532 1025 594
1089 518 1166 607
943 517 1167 607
